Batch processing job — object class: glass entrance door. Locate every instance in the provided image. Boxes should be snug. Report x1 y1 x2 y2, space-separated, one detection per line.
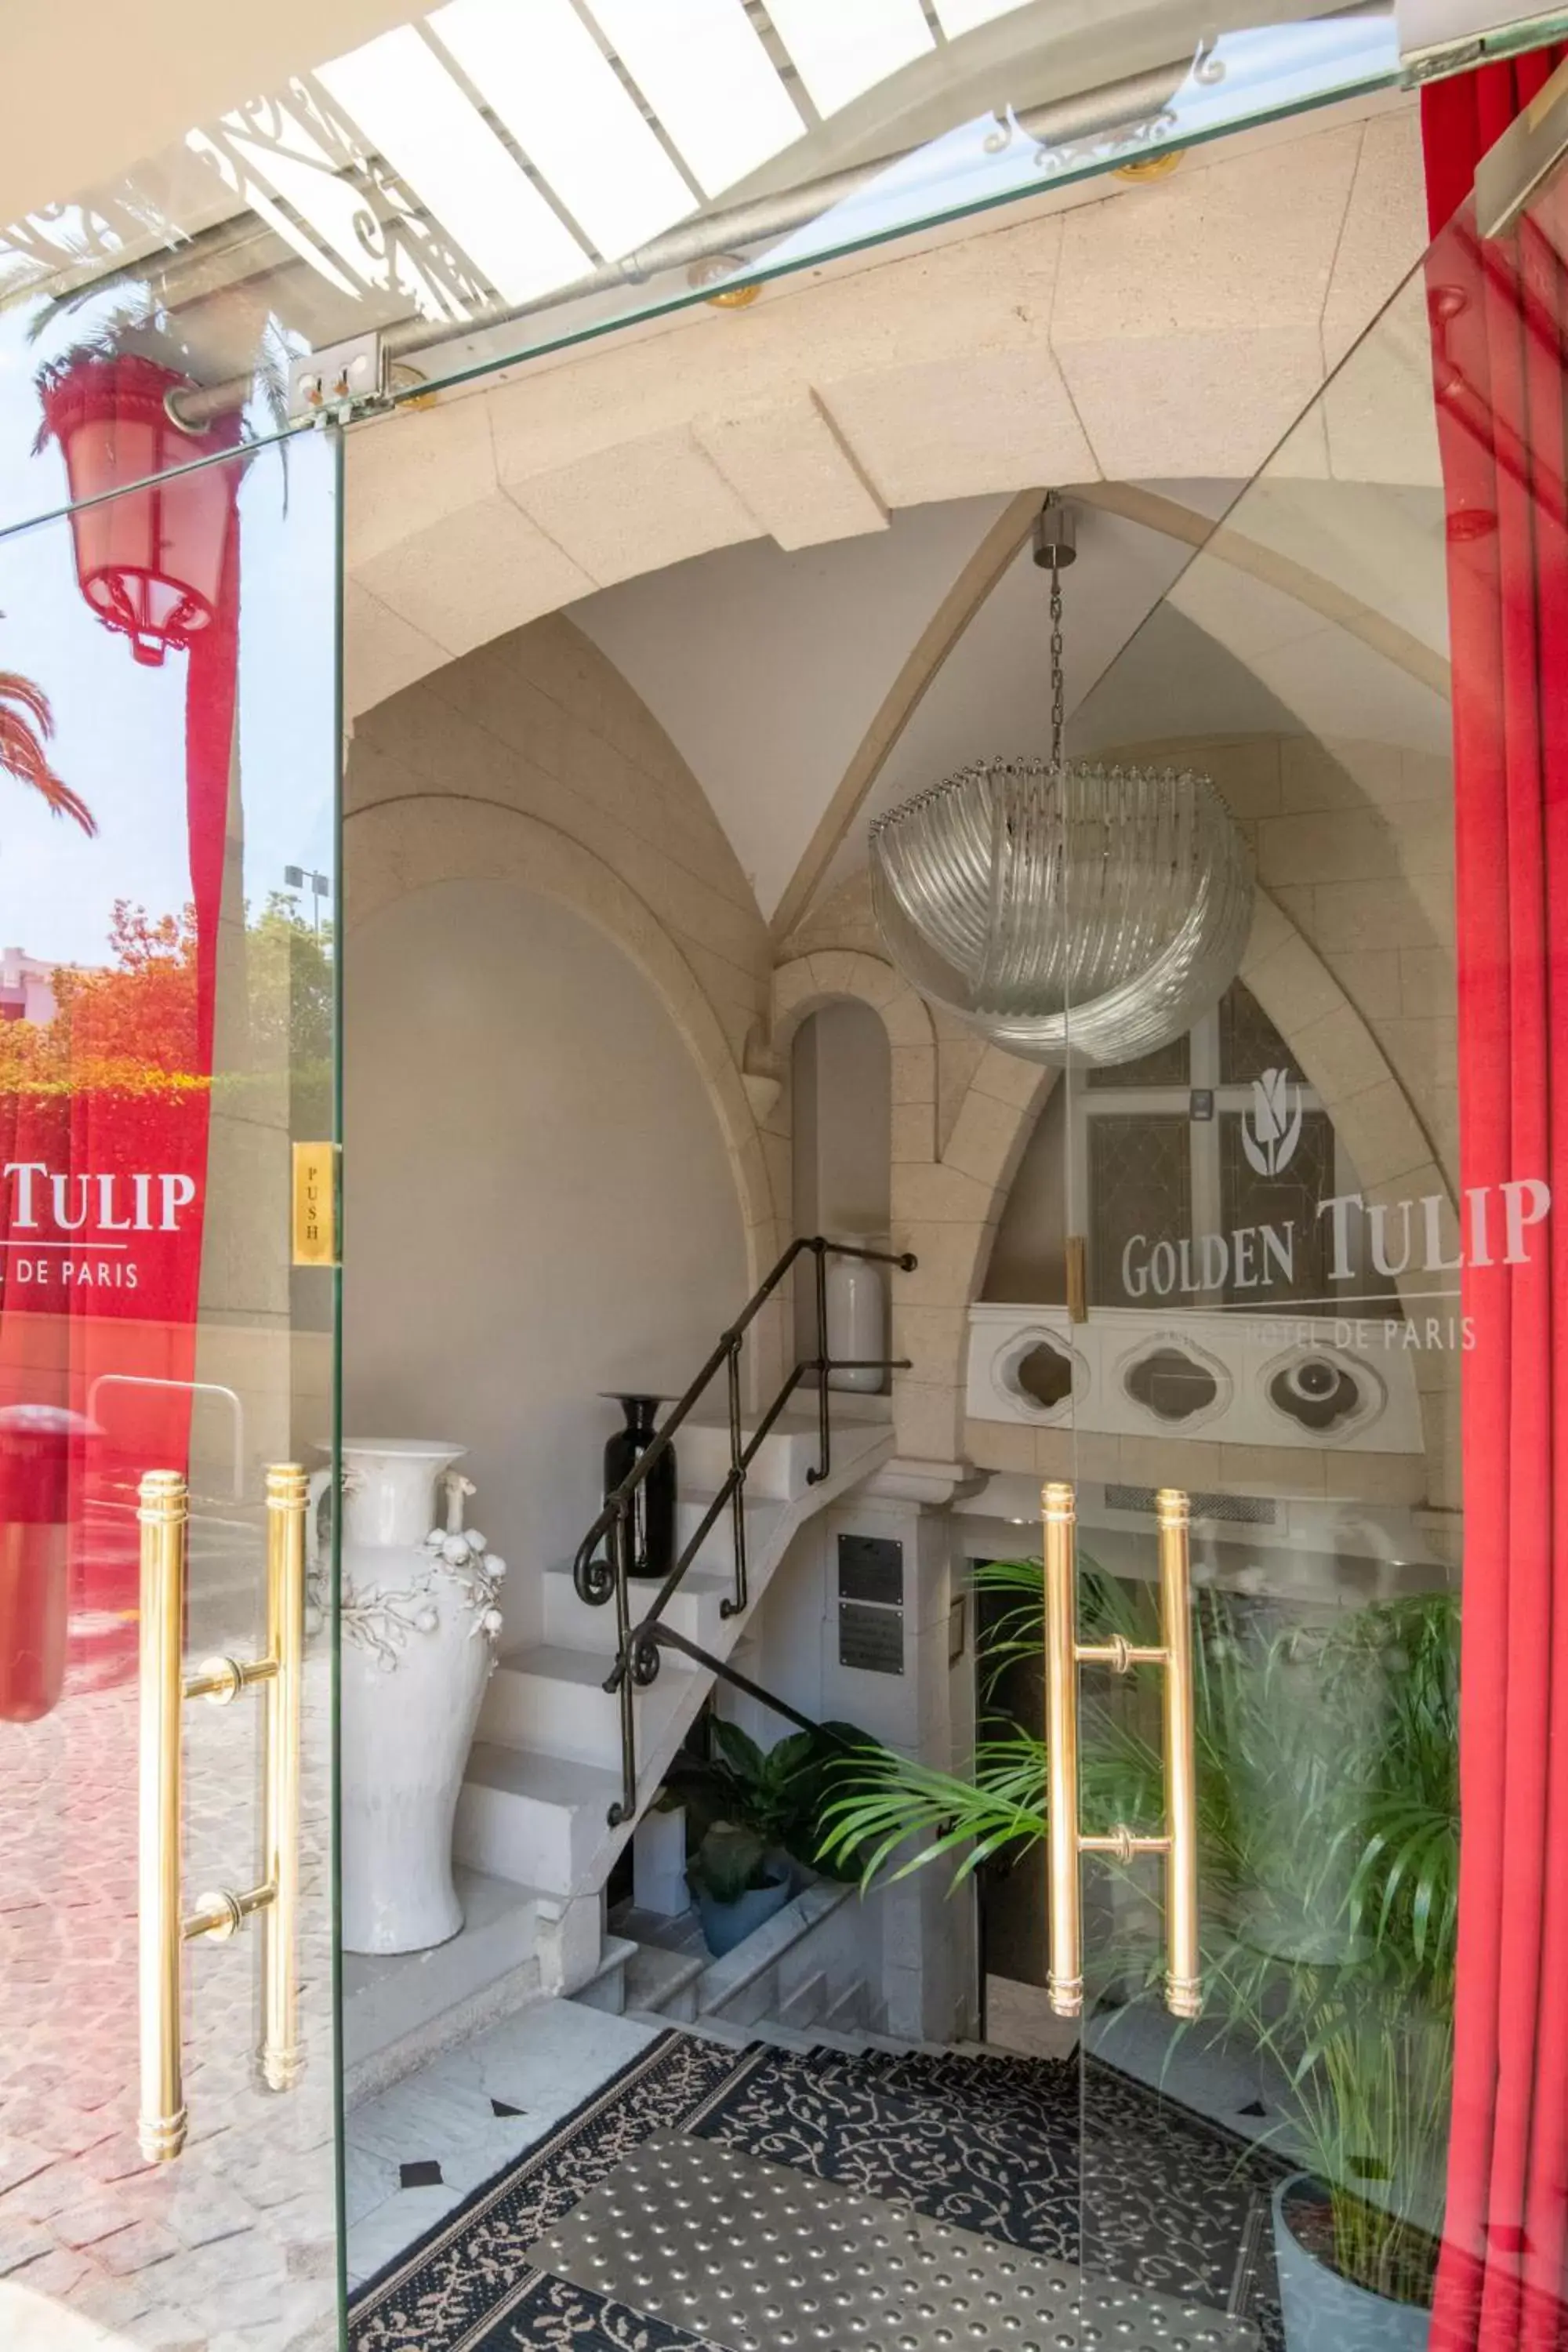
1043 137 1566 2349
0 420 343 2347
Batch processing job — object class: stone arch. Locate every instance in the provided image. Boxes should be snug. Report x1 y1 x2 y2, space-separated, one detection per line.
771 950 947 1461
346 114 1428 717
346 795 776 1285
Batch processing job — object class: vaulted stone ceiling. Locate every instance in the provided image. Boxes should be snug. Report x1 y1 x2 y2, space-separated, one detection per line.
343 96 1436 931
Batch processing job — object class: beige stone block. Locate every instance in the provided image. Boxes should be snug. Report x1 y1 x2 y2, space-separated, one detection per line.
1055 127 1363 347
1060 328 1327 481
1203 737 1283 818
1321 1450 1427 1504
1035 1428 1076 1480
894 1304 969 1390
891 1102 936 1166
1052 1429 1120 1484
1258 809 1399 890
774 960 818 1019
353 492 595 657
806 950 866 1001
1334 1080 1432 1191
880 988 937 1047
1399 946 1454 1018
1293 1003 1390 1105
343 580 449 720
1308 879 1436 953
1119 1436 1221 1490
1280 735 1407 816
973 1048 1054 1114
1322 112 1427 368
1216 1443 1325 1497
965 1418 1036 1475
1246 931 1346 1034
1240 891 1294 971
895 1380 964 1461
346 388 499 572
894 1222 984 1307
506 430 760 586
825 344 1095 506
1332 951 1403 1024
695 388 888 550
894 1164 996 1225
891 1046 937 1105
943 1089 1028 1191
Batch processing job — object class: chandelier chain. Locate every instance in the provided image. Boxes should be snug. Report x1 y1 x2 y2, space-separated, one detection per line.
1049 558 1065 771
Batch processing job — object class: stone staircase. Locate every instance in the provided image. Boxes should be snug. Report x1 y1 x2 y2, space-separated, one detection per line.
345 1393 892 2087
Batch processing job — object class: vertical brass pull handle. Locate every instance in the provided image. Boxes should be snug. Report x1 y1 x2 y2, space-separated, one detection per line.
1041 1479 1200 2022
138 1471 190 2162
1157 1488 1201 2020
1043 1481 1083 2019
136 1465 310 2165
260 1465 307 2089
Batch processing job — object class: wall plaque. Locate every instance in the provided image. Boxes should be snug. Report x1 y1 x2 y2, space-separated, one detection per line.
837 1533 903 1607
838 1599 905 1676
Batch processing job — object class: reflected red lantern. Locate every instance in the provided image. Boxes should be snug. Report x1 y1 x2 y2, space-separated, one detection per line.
37 354 245 667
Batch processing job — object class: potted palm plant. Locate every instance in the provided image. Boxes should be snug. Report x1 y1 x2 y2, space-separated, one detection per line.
819 1559 1457 2349
671 1715 878 1956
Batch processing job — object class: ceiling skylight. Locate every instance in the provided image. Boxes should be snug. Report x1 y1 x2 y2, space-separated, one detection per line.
582 0 805 198
765 0 935 117
427 0 698 261
316 25 590 305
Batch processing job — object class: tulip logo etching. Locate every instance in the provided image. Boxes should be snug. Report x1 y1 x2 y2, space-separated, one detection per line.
1240 1067 1304 1177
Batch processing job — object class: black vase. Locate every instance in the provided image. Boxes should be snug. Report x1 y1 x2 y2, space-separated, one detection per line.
602 1394 677 1581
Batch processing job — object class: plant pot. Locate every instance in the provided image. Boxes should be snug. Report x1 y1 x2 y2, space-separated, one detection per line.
1272 2176 1431 2352
695 1868 792 1958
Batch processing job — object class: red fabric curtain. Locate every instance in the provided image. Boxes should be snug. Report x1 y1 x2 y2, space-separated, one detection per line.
1424 56 1568 2352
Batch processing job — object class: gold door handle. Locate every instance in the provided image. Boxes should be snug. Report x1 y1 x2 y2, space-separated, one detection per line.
137 1465 308 2163
1043 1481 1200 2022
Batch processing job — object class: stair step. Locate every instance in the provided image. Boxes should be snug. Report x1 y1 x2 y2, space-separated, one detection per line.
481 1641 695 1766
541 1557 734 1656
342 1866 542 2096
623 1941 706 2020
676 1492 786 1578
677 1399 891 1502
454 1744 622 1893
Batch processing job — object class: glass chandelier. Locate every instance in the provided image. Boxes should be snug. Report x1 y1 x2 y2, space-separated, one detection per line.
869 498 1254 1069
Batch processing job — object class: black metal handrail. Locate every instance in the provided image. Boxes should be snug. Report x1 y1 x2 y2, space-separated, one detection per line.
572 1234 915 1825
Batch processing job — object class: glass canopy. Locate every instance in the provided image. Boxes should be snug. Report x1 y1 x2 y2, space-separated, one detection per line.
0 2 1414 533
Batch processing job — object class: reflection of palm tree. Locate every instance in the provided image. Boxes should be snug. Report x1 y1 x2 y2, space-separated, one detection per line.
0 672 95 834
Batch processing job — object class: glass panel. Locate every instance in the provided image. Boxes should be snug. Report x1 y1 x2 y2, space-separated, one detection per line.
1050 140 1534 2350
1218 1105 1340 1305
1088 1113 1192 1305
0 3 1405 530
1084 1031 1192 1088
0 430 343 2346
1218 977 1296 1084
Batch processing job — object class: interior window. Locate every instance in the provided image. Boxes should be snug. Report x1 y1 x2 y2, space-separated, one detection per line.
1073 982 1392 1312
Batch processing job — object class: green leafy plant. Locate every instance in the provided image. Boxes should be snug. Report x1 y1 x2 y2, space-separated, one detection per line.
819 1557 1459 2307
688 1821 779 1905
666 1715 880 1883
1 670 93 835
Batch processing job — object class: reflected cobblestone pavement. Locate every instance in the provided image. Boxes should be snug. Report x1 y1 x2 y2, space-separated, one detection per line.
1 1506 338 2350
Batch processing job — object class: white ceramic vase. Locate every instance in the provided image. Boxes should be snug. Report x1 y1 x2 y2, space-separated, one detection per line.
826 1235 887 1393
313 1439 506 1956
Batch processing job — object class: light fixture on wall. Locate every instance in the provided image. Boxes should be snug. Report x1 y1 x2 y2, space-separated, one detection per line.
869 495 1254 1069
